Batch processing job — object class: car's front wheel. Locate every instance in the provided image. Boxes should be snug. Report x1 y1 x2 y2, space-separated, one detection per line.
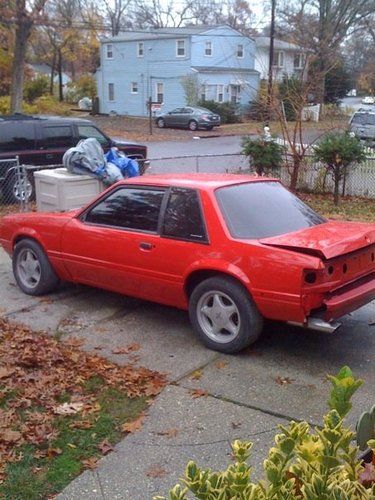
13 239 60 295
189 276 263 353
157 118 165 128
188 120 198 131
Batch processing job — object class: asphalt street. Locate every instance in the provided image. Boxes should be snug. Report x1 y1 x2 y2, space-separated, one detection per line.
0 247 374 499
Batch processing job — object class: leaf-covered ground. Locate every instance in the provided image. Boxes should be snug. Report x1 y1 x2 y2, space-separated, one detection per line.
0 317 166 498
298 193 375 223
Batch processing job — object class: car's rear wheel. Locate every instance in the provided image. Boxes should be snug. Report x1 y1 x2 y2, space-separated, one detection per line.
13 239 60 296
188 120 198 131
157 118 165 128
4 171 34 204
189 276 263 353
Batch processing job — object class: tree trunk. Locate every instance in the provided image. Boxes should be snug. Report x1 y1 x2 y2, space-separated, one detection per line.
58 48 63 102
290 154 300 191
50 50 56 95
333 168 340 205
10 10 33 113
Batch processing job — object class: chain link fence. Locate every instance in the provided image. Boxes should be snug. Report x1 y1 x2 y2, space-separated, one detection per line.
0 152 374 215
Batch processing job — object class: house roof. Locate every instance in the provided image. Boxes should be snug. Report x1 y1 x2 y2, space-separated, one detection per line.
103 25 252 43
254 36 302 51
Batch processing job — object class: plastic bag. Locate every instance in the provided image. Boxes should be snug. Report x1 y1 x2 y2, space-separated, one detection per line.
105 148 139 178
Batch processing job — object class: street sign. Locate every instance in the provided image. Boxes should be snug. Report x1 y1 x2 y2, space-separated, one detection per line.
151 103 162 111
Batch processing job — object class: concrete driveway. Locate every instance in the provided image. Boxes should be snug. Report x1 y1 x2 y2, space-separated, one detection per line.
0 247 374 499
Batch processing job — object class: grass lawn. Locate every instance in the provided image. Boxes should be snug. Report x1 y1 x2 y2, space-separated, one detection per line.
0 318 166 499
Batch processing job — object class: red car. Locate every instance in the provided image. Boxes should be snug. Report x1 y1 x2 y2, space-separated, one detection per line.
1 174 374 353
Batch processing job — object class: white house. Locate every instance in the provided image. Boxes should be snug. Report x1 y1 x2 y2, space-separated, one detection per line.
254 37 307 81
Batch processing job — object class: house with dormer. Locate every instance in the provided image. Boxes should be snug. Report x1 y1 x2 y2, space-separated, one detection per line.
96 25 260 116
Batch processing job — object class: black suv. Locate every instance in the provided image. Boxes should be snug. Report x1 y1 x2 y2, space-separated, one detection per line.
0 114 149 202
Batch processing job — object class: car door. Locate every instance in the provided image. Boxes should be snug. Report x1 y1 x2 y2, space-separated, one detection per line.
60 185 169 301
165 108 182 127
39 124 75 164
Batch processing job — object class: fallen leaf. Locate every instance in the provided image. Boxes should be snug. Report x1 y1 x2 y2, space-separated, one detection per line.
82 457 99 469
53 402 84 415
190 369 202 380
146 465 168 478
275 376 294 385
122 414 144 433
190 389 208 398
154 428 178 438
214 360 228 370
46 448 62 458
98 439 114 455
0 429 22 443
0 367 15 379
112 343 141 355
231 422 242 429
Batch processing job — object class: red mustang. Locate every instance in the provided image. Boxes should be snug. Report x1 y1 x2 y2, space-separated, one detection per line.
1 174 374 353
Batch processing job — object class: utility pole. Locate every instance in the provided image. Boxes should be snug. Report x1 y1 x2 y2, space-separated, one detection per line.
267 0 276 121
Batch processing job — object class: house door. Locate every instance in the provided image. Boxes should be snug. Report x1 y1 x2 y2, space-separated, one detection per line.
230 85 241 103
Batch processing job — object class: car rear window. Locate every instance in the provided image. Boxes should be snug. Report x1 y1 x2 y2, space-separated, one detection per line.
351 114 375 125
0 122 35 152
216 181 326 239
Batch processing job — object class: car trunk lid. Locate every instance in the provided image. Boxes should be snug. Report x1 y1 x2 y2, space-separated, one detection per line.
259 221 375 259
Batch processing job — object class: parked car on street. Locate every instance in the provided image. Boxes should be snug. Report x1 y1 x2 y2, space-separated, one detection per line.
0 114 149 202
1 174 374 353
361 96 375 105
349 109 375 147
156 107 221 131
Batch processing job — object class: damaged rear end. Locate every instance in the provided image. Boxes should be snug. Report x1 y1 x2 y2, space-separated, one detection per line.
261 221 375 331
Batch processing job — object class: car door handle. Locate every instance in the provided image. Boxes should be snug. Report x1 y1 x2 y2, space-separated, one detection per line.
139 242 153 251
46 153 53 159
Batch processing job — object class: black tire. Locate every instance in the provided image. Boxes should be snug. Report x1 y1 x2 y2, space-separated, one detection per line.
4 171 34 204
12 239 60 296
189 276 263 353
188 120 198 131
157 118 165 128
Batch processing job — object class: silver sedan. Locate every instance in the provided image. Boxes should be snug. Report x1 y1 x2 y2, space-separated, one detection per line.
156 106 221 131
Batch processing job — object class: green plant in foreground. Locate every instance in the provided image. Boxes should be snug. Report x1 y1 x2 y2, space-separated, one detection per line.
155 366 375 499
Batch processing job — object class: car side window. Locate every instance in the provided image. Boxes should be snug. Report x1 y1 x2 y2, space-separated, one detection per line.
77 125 109 146
85 187 165 232
162 187 207 242
0 123 35 152
43 126 73 148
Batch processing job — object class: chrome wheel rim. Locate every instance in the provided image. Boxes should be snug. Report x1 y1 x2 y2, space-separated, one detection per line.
189 121 197 130
158 119 165 128
197 290 241 343
16 248 41 289
13 178 33 201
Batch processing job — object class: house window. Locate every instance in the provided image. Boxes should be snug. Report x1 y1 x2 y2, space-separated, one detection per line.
205 41 212 56
156 82 164 103
294 53 303 69
108 83 114 101
272 51 284 68
131 82 138 93
237 44 244 58
200 85 206 101
137 42 144 57
217 85 224 103
176 39 185 57
106 44 113 59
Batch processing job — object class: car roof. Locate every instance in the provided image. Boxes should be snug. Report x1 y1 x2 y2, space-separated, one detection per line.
0 113 92 124
119 173 278 190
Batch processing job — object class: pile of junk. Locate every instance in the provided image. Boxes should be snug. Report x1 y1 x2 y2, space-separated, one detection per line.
63 138 140 186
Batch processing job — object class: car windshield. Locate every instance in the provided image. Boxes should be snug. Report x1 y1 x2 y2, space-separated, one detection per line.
216 181 326 239
351 114 375 125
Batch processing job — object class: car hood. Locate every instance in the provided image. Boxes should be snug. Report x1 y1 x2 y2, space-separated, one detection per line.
259 221 375 259
111 137 144 147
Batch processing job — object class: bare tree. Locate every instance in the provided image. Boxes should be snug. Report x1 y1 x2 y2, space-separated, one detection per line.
100 0 133 35
279 0 375 105
9 0 49 113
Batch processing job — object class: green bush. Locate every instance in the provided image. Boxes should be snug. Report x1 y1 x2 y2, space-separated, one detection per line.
33 95 71 115
196 100 241 124
24 75 50 103
0 96 37 115
155 367 375 499
313 132 366 205
242 137 285 175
